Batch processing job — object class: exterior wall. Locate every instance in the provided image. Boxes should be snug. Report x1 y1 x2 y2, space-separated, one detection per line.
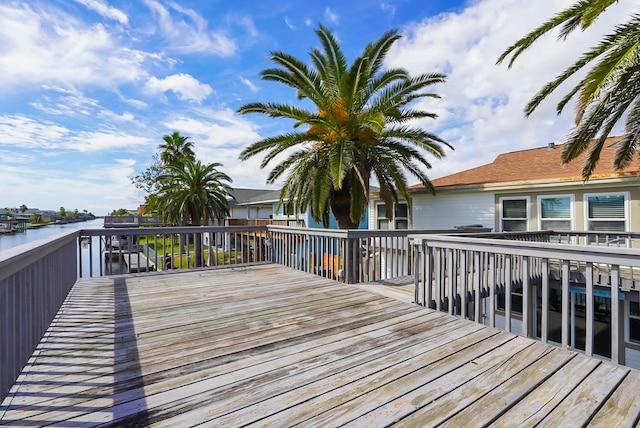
411 192 494 230
229 205 271 219
495 182 640 232
272 203 367 229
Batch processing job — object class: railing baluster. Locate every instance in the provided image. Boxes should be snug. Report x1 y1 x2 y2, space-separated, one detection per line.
505 254 512 333
460 250 468 319
522 256 530 337
447 249 454 315
489 253 495 328
542 258 549 344
474 251 481 323
562 260 571 348
585 260 594 356
611 264 620 364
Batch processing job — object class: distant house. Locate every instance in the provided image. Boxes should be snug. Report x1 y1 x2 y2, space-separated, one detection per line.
369 136 640 233
227 188 277 222
231 188 369 229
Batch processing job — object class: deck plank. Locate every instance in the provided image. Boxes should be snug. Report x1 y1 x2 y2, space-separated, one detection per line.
1 264 640 426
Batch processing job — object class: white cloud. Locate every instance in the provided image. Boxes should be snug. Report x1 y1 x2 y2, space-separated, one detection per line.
285 16 295 30
74 0 129 25
386 0 638 179
0 3 152 92
143 0 237 56
30 93 101 116
236 16 258 37
240 77 259 93
0 115 69 149
146 73 213 102
97 110 136 122
123 98 148 109
381 3 396 15
324 8 339 24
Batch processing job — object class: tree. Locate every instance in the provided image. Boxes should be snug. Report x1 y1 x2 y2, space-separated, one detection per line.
238 24 451 229
497 0 640 178
59 207 66 218
150 159 233 267
132 132 197 196
19 204 27 213
131 153 164 194
159 131 196 166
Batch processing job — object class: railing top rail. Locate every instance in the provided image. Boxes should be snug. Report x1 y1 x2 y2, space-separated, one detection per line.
265 226 493 239
80 225 268 236
0 230 79 282
410 233 640 266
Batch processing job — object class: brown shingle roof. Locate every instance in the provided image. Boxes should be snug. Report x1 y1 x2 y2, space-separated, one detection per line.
413 136 640 190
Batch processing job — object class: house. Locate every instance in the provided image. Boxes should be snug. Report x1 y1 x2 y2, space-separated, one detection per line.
368 136 640 367
227 188 276 221
370 136 640 234
234 188 369 229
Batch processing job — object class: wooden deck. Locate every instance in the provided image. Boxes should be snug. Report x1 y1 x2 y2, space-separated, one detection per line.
1 264 639 427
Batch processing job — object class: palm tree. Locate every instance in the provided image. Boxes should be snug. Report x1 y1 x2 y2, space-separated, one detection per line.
238 24 451 229
159 131 196 166
497 1 640 179
152 159 233 267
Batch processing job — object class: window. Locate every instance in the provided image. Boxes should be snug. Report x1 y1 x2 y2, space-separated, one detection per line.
627 301 640 344
376 202 409 230
585 193 627 232
278 202 296 216
500 197 529 232
496 286 523 316
539 196 572 231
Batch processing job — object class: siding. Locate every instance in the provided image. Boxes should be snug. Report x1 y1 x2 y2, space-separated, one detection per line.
412 192 494 230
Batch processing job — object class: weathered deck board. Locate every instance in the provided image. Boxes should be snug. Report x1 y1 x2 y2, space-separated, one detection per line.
1 264 639 426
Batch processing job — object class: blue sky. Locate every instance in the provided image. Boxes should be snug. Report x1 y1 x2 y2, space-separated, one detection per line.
0 0 636 215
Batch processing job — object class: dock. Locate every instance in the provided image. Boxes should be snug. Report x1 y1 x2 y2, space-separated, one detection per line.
1 264 639 426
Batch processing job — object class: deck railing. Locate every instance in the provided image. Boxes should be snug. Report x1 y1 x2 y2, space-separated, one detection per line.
10 223 630 402
0 231 78 402
466 230 640 248
411 232 640 366
266 226 491 283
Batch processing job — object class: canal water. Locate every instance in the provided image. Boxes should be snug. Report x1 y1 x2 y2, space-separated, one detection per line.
0 218 104 251
0 218 122 277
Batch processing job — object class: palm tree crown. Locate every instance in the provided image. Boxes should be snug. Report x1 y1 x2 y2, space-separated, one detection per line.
238 24 451 229
497 0 640 179
159 131 196 166
153 159 233 226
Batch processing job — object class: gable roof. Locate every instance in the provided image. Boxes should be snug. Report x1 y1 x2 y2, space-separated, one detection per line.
228 188 277 206
412 136 640 190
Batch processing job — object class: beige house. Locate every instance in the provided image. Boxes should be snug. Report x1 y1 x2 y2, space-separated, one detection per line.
370 136 640 234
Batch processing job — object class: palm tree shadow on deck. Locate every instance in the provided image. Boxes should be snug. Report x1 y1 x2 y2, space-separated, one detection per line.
106 276 151 427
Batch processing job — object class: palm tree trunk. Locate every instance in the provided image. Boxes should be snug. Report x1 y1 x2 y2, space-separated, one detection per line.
331 185 360 229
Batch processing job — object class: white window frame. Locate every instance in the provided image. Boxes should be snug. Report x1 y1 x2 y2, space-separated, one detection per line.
583 192 629 233
626 301 640 345
376 201 409 230
499 196 530 232
537 194 574 231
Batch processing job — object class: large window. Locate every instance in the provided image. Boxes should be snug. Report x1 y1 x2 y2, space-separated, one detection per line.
376 202 409 230
500 197 529 232
539 195 572 231
585 193 628 232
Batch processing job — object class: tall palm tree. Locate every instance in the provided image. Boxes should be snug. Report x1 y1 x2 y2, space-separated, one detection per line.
238 24 451 229
153 159 233 267
497 1 640 179
159 131 196 166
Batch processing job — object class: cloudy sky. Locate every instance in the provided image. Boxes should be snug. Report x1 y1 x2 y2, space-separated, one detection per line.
0 0 636 215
